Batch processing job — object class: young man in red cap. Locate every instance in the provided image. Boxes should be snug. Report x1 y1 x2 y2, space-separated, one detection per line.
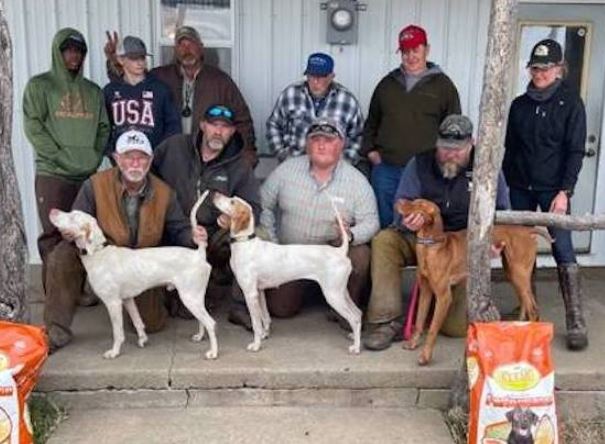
361 24 461 228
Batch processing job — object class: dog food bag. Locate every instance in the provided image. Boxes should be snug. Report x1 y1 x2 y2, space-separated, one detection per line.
467 322 558 444
0 321 48 444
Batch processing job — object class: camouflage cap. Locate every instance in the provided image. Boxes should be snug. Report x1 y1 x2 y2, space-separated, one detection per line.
436 114 473 149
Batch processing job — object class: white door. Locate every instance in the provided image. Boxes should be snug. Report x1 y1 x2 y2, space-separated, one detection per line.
515 3 605 252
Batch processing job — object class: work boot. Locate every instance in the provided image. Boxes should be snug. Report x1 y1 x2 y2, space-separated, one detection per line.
47 325 72 354
557 263 588 351
363 320 403 351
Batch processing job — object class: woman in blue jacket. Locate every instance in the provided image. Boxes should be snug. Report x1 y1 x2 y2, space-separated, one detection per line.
504 38 587 350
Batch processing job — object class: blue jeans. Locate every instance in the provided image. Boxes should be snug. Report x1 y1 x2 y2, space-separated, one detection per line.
371 162 405 228
509 187 576 264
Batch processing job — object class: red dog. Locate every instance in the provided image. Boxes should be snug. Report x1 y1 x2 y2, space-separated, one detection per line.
396 199 550 365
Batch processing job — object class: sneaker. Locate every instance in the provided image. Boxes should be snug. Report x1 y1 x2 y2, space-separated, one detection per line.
363 321 403 351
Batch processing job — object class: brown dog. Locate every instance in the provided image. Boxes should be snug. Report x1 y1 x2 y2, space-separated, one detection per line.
396 199 549 366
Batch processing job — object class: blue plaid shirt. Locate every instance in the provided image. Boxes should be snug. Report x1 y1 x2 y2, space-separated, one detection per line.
266 81 364 163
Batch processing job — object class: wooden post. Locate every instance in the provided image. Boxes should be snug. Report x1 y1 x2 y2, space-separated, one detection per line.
449 0 518 411
0 0 27 322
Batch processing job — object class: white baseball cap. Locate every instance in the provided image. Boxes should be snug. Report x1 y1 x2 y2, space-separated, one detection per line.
115 130 152 156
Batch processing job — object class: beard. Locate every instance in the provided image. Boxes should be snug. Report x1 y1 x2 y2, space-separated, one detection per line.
207 137 225 151
438 161 464 179
122 167 147 183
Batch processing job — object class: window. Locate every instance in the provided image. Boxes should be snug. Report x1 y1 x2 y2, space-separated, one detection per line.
158 0 234 73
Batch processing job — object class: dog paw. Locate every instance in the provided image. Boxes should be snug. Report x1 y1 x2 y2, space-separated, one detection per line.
138 335 148 348
417 349 432 366
247 342 261 352
402 340 419 350
205 349 218 360
103 349 120 359
348 344 361 354
191 333 205 342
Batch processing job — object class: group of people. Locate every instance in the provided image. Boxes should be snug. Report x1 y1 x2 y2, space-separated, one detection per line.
24 23 588 354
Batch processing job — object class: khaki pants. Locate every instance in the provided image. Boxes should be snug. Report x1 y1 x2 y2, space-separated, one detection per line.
265 244 371 318
366 228 417 324
44 241 167 347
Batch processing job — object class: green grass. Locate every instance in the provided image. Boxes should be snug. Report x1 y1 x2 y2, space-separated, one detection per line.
445 407 605 444
29 396 68 444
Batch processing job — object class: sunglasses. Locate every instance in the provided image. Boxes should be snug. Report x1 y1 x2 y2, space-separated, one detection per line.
206 105 234 120
308 123 340 137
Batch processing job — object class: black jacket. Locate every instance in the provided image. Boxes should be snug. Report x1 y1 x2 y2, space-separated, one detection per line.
503 81 586 193
152 131 260 237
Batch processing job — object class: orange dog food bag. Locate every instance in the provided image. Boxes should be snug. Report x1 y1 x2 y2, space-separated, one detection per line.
0 321 48 444
467 322 558 444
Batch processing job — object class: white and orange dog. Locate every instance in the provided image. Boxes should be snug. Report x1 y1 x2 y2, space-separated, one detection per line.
212 192 362 354
49 192 218 360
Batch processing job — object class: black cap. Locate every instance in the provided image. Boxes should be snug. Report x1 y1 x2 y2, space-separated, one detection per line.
204 104 235 125
527 39 563 68
59 33 87 53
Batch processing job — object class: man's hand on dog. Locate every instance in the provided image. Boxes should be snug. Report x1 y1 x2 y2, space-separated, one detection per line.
60 228 78 242
402 212 425 232
192 225 208 245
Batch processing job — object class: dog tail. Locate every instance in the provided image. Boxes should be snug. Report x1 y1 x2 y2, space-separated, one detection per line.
325 192 349 255
532 226 554 243
190 190 210 249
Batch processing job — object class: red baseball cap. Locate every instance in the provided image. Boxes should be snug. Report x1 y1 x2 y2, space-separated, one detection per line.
398 25 428 51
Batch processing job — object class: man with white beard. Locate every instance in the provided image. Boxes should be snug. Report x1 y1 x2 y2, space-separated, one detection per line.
153 105 261 327
45 130 204 352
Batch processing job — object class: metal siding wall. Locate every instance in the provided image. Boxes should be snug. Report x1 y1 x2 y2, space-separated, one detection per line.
5 0 154 262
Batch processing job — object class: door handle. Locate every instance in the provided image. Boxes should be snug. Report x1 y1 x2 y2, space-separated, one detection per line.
585 148 597 158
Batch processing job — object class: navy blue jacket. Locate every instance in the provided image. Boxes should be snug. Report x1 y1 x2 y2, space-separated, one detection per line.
103 75 181 154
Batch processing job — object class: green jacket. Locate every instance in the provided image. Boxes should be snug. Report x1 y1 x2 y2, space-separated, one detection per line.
361 64 460 166
23 28 110 181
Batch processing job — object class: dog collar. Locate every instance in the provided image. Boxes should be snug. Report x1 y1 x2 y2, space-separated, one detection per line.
415 236 445 246
79 241 109 256
230 233 256 243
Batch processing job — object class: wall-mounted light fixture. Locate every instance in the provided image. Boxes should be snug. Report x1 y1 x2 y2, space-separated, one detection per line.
321 0 366 45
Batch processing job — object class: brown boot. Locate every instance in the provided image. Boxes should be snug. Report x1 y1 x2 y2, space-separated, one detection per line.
363 320 403 351
557 263 588 351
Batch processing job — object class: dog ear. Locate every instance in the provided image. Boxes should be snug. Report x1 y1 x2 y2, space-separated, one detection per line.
530 410 539 425
505 409 515 423
231 203 251 234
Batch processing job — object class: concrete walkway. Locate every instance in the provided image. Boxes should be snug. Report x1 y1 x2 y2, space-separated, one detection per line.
48 406 453 444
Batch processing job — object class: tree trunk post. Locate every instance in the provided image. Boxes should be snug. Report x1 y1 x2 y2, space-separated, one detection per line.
0 0 27 322
449 0 518 411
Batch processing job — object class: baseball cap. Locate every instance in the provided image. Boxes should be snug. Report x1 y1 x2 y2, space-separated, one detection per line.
59 31 87 53
116 36 151 58
175 26 202 45
527 39 563 68
115 130 153 156
304 53 334 76
306 117 345 139
436 115 473 149
204 104 235 125
398 25 428 51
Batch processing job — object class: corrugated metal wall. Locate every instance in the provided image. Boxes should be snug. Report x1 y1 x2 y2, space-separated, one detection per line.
8 0 600 265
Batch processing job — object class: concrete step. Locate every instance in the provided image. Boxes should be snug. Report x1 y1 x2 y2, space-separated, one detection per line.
47 406 454 444
28 272 605 418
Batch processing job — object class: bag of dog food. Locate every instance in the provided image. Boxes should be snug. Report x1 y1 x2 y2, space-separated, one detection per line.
467 322 558 444
0 321 48 444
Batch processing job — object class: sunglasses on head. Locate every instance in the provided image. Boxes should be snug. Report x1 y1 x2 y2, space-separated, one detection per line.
308 123 340 137
206 106 234 120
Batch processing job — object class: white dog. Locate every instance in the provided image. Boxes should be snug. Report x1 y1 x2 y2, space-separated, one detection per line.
48 192 218 360
212 192 362 354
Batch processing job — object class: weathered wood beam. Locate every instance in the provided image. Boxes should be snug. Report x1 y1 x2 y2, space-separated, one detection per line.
495 210 605 230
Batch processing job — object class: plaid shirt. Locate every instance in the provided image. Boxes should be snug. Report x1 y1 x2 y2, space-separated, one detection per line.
260 156 379 246
266 81 364 163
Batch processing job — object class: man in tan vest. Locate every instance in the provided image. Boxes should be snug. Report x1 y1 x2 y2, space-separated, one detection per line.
44 130 204 352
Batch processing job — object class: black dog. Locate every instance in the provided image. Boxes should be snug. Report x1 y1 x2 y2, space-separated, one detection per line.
506 407 539 444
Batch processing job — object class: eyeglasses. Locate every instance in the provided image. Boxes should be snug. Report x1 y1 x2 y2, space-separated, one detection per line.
206 105 234 120
307 123 340 138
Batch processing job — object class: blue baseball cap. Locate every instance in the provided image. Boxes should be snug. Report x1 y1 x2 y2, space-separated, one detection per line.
304 53 334 76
